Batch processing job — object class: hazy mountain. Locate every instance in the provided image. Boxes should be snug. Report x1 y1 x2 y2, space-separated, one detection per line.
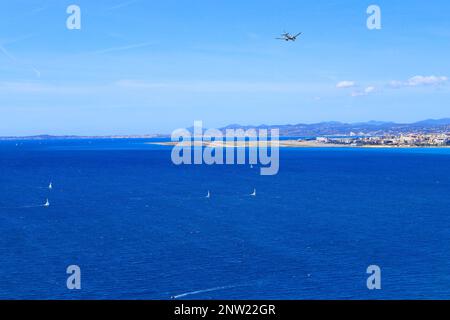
1 119 449 140
219 119 450 136
412 118 450 126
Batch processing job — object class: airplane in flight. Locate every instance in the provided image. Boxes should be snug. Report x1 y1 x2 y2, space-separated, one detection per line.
276 31 303 42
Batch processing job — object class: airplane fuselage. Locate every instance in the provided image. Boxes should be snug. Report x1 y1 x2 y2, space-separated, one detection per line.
278 33 301 42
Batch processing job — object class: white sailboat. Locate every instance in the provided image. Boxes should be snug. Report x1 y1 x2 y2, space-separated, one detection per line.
48 182 53 190
206 191 210 199
44 199 50 207
250 188 256 197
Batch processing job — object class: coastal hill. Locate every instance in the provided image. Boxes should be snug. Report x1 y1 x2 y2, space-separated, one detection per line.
219 118 450 136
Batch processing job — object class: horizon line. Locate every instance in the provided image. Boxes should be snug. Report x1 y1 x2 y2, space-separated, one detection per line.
1 117 449 139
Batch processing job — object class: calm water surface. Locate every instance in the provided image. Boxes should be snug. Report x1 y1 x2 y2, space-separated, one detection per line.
0 139 449 299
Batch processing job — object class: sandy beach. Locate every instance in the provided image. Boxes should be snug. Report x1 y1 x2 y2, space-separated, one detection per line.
148 140 450 149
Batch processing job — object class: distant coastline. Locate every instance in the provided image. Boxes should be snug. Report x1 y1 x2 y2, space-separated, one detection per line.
0 134 165 141
149 140 450 149
1 118 449 141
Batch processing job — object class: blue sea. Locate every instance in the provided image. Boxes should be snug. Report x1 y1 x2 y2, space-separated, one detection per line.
1 139 450 300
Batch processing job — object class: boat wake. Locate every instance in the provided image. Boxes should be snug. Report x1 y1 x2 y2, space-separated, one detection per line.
2 204 48 209
0 205 47 209
0 201 49 209
172 285 238 299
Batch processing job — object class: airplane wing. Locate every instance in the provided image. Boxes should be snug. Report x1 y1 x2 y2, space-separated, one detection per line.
294 32 303 37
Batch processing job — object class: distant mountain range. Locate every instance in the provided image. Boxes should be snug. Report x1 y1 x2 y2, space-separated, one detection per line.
1 119 449 140
219 118 450 136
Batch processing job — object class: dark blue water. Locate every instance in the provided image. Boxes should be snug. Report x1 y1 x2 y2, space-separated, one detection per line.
1 139 450 299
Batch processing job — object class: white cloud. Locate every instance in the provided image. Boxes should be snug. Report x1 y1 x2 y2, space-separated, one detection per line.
364 86 376 93
351 86 376 97
390 75 448 88
336 81 356 89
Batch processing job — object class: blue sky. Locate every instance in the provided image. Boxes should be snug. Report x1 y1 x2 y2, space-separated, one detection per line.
0 0 449 135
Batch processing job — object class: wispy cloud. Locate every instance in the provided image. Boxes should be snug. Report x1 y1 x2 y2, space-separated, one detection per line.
0 82 57 93
351 86 376 97
0 80 322 95
336 81 356 89
91 42 153 54
342 75 448 97
31 67 41 78
27 6 47 15
0 34 35 46
107 0 141 11
365 86 376 93
246 32 261 40
390 75 448 88
0 44 16 61
0 81 105 94
0 43 41 78
115 79 326 93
